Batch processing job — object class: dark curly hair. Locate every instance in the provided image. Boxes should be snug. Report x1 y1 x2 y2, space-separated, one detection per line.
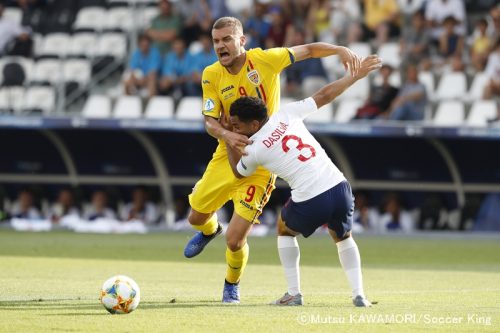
229 97 268 122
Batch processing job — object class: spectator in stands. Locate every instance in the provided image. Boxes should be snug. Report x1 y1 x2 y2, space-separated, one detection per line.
159 38 199 97
146 0 182 55
307 0 331 42
329 0 362 45
397 0 426 28
83 190 116 221
355 64 399 119
192 33 217 85
384 64 427 121
437 16 464 70
484 40 500 123
265 5 293 48
284 29 328 98
120 186 158 225
123 33 162 99
10 189 41 220
400 10 432 70
174 196 189 222
377 193 414 233
177 0 212 46
352 191 378 232
489 6 500 45
50 188 80 223
0 2 32 56
471 18 492 72
245 1 271 49
425 0 466 42
362 0 400 46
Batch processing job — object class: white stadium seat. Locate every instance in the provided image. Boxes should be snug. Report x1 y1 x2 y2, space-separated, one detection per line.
105 7 134 31
335 99 363 123
305 103 333 123
435 72 467 101
226 0 252 15
175 97 203 120
373 70 401 87
418 71 435 102
377 43 401 68
348 42 371 58
74 7 107 31
466 72 489 101
0 56 34 84
68 33 98 58
63 59 92 85
3 7 22 24
466 100 497 127
38 33 70 58
0 87 25 113
23 86 56 115
97 33 127 59
113 96 142 118
32 59 62 85
337 77 369 101
433 101 465 126
139 7 159 29
144 96 174 119
82 95 112 118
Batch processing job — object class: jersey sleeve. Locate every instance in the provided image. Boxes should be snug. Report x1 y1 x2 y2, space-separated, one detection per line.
283 97 318 120
236 147 258 177
252 47 296 73
201 68 222 118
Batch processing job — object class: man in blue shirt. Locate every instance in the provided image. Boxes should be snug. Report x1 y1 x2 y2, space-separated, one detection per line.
159 38 199 97
191 33 217 95
124 33 162 98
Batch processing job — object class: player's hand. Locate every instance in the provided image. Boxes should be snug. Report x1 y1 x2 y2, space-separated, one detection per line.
221 130 252 156
219 115 232 131
354 55 382 80
337 46 362 76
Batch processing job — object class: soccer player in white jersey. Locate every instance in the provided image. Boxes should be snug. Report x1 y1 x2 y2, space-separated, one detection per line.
226 55 382 307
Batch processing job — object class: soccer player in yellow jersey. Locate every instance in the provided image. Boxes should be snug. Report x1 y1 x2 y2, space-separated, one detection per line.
183 16 362 303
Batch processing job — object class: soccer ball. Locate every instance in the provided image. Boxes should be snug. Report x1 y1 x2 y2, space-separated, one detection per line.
99 275 140 314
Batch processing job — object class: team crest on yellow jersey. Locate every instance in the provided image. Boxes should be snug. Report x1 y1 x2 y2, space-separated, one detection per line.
247 69 261 85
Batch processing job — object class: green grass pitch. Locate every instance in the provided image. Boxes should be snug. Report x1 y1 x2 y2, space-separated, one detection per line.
1 229 499 332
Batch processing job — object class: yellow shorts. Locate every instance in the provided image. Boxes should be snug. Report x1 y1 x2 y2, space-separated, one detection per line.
189 143 276 223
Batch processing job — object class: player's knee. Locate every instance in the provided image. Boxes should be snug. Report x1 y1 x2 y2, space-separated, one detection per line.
187 209 209 226
226 237 244 252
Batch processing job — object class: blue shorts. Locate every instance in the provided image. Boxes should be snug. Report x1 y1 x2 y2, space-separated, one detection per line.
281 181 354 238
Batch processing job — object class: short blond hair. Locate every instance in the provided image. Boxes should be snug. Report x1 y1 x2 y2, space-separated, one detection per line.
212 17 243 35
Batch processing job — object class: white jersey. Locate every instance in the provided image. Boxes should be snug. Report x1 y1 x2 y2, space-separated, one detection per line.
237 97 345 202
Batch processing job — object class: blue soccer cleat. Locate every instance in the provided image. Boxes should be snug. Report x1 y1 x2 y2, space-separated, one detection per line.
222 280 240 304
183 223 223 258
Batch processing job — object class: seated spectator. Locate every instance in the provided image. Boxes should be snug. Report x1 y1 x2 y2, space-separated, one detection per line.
146 0 182 55
400 10 432 70
362 0 400 46
10 189 41 220
120 186 158 225
191 33 217 85
177 0 212 46
425 0 466 42
265 6 293 48
397 0 426 28
285 29 328 98
377 193 414 233
437 16 464 69
245 2 271 49
471 18 492 71
384 64 427 121
307 0 331 42
123 33 162 99
50 188 80 223
352 191 379 232
355 64 399 119
159 38 199 97
83 190 117 221
484 39 500 100
0 2 32 56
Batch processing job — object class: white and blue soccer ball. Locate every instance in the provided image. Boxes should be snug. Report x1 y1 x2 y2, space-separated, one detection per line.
100 275 140 314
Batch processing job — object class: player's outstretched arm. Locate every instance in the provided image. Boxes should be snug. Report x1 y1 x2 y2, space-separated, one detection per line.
204 116 252 155
312 55 382 109
291 43 362 76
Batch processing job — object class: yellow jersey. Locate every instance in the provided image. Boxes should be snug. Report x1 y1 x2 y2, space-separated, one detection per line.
201 47 296 120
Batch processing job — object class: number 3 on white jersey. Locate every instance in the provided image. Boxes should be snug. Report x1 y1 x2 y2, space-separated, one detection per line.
281 135 316 162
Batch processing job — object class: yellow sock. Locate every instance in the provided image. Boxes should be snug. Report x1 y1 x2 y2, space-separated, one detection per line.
192 213 218 236
225 243 249 284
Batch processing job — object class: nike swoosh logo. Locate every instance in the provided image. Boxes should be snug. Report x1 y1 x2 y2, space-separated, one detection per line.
279 296 293 304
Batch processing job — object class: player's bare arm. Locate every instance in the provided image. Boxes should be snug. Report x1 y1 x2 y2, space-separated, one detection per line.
291 43 362 76
204 116 251 155
226 144 244 179
312 55 382 109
